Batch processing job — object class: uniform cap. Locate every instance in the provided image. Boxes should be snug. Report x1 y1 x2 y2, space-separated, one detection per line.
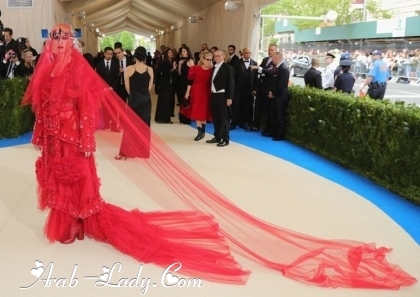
370 50 382 56
340 59 352 67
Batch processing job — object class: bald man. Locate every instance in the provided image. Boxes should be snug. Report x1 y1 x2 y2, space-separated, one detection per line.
231 47 258 130
303 58 323 89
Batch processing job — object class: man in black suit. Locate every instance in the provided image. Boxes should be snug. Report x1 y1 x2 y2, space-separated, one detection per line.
0 28 20 60
206 50 235 147
96 47 120 89
227 45 239 66
303 58 322 89
249 44 277 133
231 47 258 130
114 46 134 102
267 52 290 141
96 47 120 131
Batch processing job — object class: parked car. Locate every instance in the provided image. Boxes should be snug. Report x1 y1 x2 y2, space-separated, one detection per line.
289 55 311 77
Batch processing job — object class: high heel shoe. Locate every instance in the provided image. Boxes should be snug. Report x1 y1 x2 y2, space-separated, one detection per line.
59 221 82 244
114 155 127 160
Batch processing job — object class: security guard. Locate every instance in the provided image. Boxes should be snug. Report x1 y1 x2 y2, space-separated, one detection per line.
361 50 390 100
322 53 336 90
334 59 355 94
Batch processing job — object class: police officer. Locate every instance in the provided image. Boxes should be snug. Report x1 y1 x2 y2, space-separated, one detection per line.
361 50 390 100
334 60 355 94
334 53 351 79
322 53 336 90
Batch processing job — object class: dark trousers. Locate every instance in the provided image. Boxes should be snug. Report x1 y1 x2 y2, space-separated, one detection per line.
254 92 270 130
269 94 289 139
210 93 230 141
368 85 386 100
232 88 253 127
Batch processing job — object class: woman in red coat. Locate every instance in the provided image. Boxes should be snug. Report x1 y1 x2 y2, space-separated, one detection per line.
182 51 213 140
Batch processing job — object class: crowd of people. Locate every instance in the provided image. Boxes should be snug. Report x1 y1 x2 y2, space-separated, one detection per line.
284 47 420 80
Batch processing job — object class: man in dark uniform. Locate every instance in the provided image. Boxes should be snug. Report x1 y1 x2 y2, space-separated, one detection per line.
361 50 390 100
304 57 322 89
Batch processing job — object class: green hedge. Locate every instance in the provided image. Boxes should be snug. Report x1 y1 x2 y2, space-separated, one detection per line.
287 86 420 205
0 78 34 139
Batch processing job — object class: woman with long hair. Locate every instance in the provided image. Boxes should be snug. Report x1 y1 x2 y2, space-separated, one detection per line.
154 48 176 124
176 46 195 125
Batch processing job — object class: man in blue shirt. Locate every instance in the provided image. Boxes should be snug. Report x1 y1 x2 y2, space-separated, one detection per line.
361 50 390 100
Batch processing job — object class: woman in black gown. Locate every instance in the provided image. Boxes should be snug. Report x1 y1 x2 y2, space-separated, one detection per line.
177 46 195 125
154 48 176 124
115 46 153 159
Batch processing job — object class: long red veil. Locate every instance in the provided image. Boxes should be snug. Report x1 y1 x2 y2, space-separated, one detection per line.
22 35 417 290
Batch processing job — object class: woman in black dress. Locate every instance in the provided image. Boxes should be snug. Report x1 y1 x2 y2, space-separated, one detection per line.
177 46 195 125
154 49 176 124
115 46 153 159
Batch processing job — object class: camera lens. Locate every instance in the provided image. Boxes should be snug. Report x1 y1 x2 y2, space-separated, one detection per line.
11 53 16 58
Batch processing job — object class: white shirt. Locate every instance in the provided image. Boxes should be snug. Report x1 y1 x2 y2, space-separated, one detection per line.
322 63 335 89
119 57 126 70
242 58 250 69
211 62 225 93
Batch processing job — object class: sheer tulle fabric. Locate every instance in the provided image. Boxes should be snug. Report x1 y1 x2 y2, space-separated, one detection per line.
23 38 417 289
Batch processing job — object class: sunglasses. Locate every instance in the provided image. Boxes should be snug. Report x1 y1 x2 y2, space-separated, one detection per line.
205 58 213 61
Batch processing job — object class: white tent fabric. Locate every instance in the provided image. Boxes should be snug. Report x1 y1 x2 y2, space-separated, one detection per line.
0 0 275 58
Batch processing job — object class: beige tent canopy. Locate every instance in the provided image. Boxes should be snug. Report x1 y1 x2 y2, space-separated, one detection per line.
0 0 275 56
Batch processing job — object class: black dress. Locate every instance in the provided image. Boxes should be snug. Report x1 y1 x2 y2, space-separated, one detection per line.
119 67 152 158
154 60 174 123
177 59 192 124
128 67 152 126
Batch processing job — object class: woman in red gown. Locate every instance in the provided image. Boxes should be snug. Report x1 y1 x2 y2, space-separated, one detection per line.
22 24 417 290
181 51 213 140
22 23 249 284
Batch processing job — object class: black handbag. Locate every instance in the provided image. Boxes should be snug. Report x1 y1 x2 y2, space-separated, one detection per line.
181 96 190 108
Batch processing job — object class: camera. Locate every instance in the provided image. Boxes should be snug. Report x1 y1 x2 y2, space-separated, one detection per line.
10 52 17 59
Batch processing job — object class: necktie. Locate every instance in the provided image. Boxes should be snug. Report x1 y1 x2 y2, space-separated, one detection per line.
6 62 13 78
106 61 110 72
120 60 124 84
244 60 249 63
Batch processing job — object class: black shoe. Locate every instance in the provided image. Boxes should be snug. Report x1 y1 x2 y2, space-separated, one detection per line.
194 127 205 141
229 124 236 130
206 137 219 144
217 140 229 147
261 131 271 137
245 126 258 132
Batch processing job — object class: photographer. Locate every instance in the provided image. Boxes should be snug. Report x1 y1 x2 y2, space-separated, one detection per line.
16 37 38 57
0 27 20 60
15 49 34 79
1 49 21 79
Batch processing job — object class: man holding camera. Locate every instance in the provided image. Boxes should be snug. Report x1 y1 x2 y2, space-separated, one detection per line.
1 27 20 60
1 49 20 79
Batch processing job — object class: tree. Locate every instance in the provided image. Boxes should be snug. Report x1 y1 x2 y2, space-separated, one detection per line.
119 31 135 51
100 36 114 50
261 0 392 32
